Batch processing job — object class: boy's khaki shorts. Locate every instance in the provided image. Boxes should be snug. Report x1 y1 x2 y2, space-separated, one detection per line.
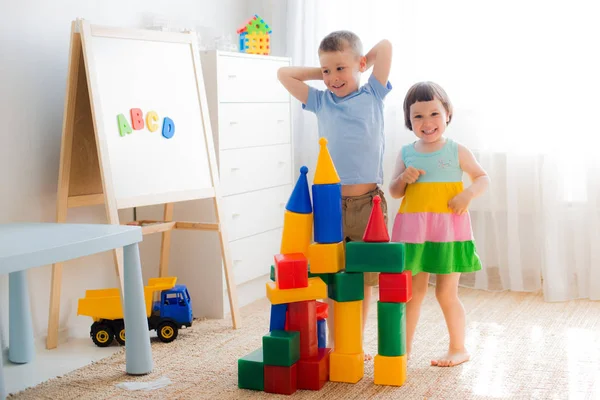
342 187 389 287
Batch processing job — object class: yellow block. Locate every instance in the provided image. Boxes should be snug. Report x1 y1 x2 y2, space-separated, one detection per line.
314 137 340 184
330 352 364 383
308 241 345 273
374 354 407 386
280 210 313 257
333 300 362 354
266 277 327 305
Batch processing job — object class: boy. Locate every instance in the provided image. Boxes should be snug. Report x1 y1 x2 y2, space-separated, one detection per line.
277 30 392 360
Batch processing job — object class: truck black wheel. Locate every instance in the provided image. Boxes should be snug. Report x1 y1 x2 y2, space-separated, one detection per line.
115 325 126 345
91 323 114 347
157 321 178 343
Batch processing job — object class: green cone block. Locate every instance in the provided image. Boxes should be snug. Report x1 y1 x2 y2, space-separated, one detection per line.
377 302 406 356
328 271 364 302
238 348 264 391
263 330 300 367
345 242 405 273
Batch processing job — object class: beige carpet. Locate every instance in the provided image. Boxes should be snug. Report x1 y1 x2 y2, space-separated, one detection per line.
10 286 600 399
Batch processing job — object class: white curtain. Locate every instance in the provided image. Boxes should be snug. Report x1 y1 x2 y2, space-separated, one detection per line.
285 0 600 301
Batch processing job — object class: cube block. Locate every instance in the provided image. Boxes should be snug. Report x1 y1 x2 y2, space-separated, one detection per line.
316 301 328 319
328 271 364 302
264 363 298 395
266 277 327 305
280 210 313 257
288 300 318 359
269 303 287 331
374 354 407 386
333 300 362 354
377 302 406 356
297 347 331 390
308 269 332 285
263 330 300 367
379 271 412 303
312 183 343 244
237 347 264 391
317 319 327 348
345 242 405 273
275 253 308 289
308 241 345 273
329 351 364 383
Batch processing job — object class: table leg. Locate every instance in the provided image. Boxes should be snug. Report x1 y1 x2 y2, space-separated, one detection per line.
1 343 6 400
8 271 35 364
122 243 153 375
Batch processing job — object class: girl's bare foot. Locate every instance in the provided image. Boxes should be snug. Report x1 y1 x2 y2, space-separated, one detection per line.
431 348 470 367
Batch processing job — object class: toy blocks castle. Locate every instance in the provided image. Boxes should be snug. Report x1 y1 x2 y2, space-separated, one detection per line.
237 138 412 394
237 14 272 55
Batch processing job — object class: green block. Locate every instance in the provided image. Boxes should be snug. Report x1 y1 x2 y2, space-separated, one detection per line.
263 330 300 366
328 271 364 302
238 348 264 390
377 302 406 356
308 269 332 285
270 264 275 281
345 242 405 273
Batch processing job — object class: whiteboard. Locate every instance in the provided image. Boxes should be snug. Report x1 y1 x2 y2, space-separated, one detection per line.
83 24 215 209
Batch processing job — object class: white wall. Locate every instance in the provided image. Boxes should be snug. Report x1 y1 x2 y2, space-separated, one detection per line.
0 0 246 348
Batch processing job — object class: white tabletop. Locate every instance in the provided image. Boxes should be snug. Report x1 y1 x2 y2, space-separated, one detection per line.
0 223 143 274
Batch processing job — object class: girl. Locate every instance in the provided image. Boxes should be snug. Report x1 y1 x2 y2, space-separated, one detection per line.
389 81 490 367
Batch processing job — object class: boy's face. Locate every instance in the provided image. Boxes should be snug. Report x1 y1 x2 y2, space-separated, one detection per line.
409 99 451 143
319 46 366 97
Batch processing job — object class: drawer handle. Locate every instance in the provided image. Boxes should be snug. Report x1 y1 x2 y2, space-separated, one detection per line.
233 259 242 264
279 202 285 207
278 161 286 166
228 74 237 79
229 121 238 126
232 213 241 218
231 167 240 171
277 119 285 123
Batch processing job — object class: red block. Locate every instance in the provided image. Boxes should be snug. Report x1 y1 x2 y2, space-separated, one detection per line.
264 364 297 395
287 300 317 359
275 253 308 289
379 271 412 302
297 347 331 390
316 301 329 319
362 195 390 242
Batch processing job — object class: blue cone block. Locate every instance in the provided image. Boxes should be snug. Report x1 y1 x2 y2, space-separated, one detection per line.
317 319 327 348
312 183 343 243
286 166 312 214
269 303 288 331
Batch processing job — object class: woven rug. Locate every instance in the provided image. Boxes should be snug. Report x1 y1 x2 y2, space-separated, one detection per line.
10 286 600 399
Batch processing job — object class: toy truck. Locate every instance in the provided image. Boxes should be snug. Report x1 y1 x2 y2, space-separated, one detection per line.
77 277 193 347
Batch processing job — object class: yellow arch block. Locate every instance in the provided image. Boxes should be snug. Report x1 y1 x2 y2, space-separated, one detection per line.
308 241 345 273
333 300 362 354
266 277 326 305
280 211 313 257
330 352 364 383
314 137 340 184
374 354 407 386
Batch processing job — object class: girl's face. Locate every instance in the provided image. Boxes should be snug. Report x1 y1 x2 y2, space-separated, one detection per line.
409 99 450 143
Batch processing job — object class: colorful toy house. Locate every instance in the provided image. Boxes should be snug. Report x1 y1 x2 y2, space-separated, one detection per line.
237 14 272 55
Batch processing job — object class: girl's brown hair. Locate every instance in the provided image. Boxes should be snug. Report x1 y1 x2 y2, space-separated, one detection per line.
403 81 453 130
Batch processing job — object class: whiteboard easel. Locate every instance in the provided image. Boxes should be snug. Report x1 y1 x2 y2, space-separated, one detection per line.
47 19 240 349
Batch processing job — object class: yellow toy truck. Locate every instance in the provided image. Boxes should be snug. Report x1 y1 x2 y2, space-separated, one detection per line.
77 277 193 347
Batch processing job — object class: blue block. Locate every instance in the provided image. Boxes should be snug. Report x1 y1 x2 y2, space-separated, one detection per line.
312 183 343 243
269 303 287 331
239 32 247 51
286 166 312 214
317 319 327 348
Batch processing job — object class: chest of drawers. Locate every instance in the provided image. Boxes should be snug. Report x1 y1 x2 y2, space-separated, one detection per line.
199 50 294 311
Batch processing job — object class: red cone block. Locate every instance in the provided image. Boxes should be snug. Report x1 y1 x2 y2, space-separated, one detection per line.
362 195 390 242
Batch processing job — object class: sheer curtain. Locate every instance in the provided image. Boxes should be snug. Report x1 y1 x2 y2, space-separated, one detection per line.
285 0 600 301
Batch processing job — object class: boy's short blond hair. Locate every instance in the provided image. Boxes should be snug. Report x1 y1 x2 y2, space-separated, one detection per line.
318 30 363 56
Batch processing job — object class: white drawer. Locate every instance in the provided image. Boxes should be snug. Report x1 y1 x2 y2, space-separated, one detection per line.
218 55 290 103
222 185 291 241
218 103 291 150
219 144 292 196
230 228 283 285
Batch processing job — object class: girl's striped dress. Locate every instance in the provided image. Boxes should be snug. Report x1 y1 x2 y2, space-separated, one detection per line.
391 138 482 275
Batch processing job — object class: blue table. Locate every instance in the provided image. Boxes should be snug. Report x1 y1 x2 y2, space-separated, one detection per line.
0 223 153 399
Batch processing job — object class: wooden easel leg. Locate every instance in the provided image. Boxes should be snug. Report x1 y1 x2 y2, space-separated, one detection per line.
159 203 174 277
212 197 241 329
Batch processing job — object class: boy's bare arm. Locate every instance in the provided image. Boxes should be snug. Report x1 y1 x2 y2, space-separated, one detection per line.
277 67 322 104
364 39 392 87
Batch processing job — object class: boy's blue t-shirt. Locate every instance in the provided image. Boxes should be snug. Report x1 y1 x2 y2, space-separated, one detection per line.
302 74 392 185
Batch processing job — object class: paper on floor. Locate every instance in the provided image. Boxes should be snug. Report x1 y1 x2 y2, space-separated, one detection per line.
116 376 172 391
